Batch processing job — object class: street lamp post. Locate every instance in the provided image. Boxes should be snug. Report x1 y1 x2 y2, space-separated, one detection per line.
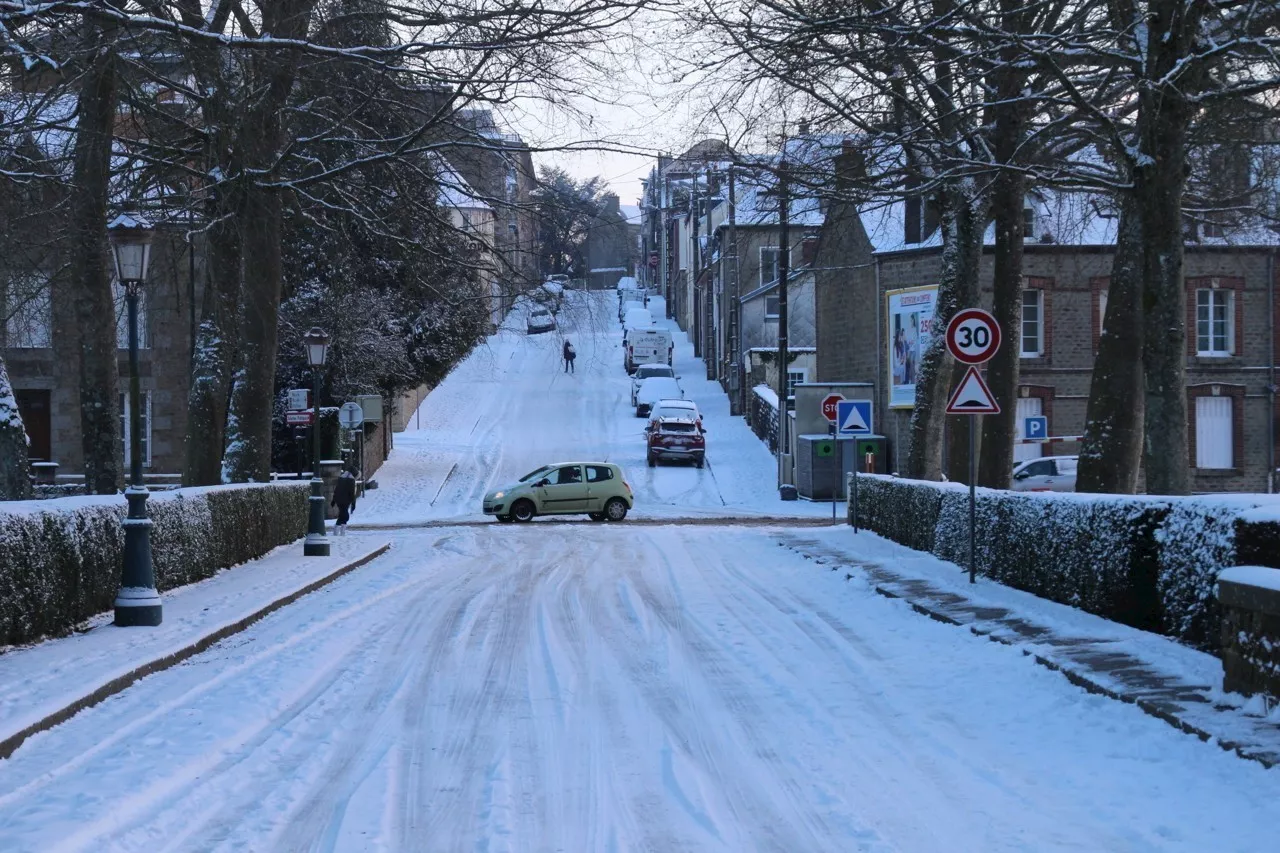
303 327 331 557
108 213 161 627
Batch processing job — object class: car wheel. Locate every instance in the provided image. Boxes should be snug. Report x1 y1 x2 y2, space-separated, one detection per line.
694 455 704 469
511 499 536 523
647 454 656 467
588 512 606 521
604 497 628 522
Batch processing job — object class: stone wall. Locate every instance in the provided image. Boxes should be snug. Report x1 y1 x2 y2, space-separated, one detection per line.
1218 567 1280 701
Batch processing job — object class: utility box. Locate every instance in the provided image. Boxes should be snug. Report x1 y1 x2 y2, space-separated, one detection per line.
796 434 845 500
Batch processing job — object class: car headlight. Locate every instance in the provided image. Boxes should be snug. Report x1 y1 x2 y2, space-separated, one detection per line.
493 491 504 500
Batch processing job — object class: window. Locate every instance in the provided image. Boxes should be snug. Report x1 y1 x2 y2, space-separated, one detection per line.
554 465 582 485
1195 396 1233 469
119 391 153 468
1021 459 1054 478
4 275 52 348
1021 289 1042 357
1022 207 1036 236
586 465 613 483
786 368 807 400
1196 288 1233 356
1097 290 1108 339
112 280 149 349
760 246 788 287
461 212 472 230
764 294 780 319
1013 397 1043 463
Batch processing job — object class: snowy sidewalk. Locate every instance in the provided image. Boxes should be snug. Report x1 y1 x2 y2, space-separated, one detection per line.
0 534 390 760
774 526 1280 768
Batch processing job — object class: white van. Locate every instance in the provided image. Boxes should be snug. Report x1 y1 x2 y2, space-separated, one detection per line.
625 328 673 374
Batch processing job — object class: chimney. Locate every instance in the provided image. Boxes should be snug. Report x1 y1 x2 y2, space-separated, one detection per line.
797 119 810 136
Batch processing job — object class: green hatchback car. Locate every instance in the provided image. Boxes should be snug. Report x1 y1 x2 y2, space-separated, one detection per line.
483 462 634 523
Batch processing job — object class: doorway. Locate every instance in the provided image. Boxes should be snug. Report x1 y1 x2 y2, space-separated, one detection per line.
15 389 52 462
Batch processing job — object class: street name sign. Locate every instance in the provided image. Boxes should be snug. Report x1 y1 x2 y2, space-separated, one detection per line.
285 411 314 426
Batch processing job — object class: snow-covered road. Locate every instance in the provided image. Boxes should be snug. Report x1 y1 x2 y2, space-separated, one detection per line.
3 525 1275 852
361 292 830 524
3 290 1276 852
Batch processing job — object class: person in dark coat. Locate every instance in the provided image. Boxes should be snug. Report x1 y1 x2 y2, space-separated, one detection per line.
331 468 358 535
563 339 576 373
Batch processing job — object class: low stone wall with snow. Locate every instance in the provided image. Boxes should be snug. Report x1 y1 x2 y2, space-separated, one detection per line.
0 483 308 647
748 385 779 452
849 474 1280 650
1218 567 1280 700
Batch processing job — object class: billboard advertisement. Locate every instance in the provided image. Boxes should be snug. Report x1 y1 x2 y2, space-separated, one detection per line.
886 285 937 409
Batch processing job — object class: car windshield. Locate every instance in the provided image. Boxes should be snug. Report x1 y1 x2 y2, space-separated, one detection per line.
518 465 552 483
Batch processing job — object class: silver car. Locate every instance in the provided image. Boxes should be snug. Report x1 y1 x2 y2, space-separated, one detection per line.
1011 455 1077 492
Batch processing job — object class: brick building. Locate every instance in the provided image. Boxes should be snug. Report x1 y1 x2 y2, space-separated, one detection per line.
815 190 1280 493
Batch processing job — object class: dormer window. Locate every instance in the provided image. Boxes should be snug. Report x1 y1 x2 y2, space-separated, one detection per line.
1023 207 1036 237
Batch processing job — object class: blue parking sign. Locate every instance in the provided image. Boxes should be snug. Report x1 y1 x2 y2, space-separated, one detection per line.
1024 415 1048 442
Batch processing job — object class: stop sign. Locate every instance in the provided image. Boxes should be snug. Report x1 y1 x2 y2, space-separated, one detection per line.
821 393 845 423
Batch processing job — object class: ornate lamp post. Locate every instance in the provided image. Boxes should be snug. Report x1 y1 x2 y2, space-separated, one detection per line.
303 327 331 557
108 213 161 626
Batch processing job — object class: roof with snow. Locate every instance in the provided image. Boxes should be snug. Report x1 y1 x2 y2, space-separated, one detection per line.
432 156 490 212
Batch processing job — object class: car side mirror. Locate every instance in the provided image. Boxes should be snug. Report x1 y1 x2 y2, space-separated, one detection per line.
1013 470 1030 480
535 478 550 487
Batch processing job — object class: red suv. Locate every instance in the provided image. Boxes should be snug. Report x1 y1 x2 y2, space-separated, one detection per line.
646 416 706 468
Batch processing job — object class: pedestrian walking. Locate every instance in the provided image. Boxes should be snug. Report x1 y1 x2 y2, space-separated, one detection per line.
563 339 576 374
331 466 358 535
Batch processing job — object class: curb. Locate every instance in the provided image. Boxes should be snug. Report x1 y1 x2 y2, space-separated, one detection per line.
351 517 844 531
866 583 1277 769
0 542 391 762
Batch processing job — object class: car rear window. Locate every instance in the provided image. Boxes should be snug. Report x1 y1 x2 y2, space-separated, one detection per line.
659 423 696 433
586 465 613 482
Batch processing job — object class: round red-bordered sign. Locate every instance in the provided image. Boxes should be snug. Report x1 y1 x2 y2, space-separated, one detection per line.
945 308 1001 365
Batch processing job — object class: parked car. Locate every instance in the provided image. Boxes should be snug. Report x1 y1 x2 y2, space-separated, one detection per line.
624 327 673 374
526 308 556 334
635 377 684 417
646 416 705 468
631 363 676 405
620 302 649 326
482 462 634 522
649 398 702 428
1011 455 1078 492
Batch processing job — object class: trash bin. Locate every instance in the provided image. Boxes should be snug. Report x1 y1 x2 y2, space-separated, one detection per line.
779 484 798 501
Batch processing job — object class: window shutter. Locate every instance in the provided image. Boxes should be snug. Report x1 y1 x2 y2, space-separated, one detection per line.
1194 396 1233 469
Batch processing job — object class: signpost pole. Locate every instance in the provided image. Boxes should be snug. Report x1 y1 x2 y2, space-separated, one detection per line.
851 467 858 533
969 416 976 584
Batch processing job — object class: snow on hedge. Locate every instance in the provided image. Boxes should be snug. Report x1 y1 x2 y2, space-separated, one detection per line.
851 475 1280 650
0 482 308 647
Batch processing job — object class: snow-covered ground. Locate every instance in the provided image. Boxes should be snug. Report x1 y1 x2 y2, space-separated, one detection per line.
362 291 832 524
2 525 1277 852
3 289 1277 852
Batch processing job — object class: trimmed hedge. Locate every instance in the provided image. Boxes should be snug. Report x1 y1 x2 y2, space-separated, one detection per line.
851 475 1280 650
0 483 308 647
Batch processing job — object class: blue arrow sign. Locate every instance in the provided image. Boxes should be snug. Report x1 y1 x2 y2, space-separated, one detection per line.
837 400 873 436
1024 415 1048 442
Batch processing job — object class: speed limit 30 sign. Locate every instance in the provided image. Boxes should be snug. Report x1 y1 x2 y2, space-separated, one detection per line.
945 308 1001 365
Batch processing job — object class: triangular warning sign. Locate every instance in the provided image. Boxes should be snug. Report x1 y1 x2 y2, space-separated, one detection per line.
840 404 869 432
945 366 1001 415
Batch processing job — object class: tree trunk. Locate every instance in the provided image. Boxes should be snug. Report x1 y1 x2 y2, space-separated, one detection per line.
1136 1 1199 496
907 187 983 481
978 41 1028 490
183 215 242 484
68 21 121 494
218 0 318 482
0 356 33 500
222 183 283 482
1077 198 1145 493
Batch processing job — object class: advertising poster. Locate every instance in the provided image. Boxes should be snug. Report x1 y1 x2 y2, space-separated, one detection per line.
886 285 937 409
